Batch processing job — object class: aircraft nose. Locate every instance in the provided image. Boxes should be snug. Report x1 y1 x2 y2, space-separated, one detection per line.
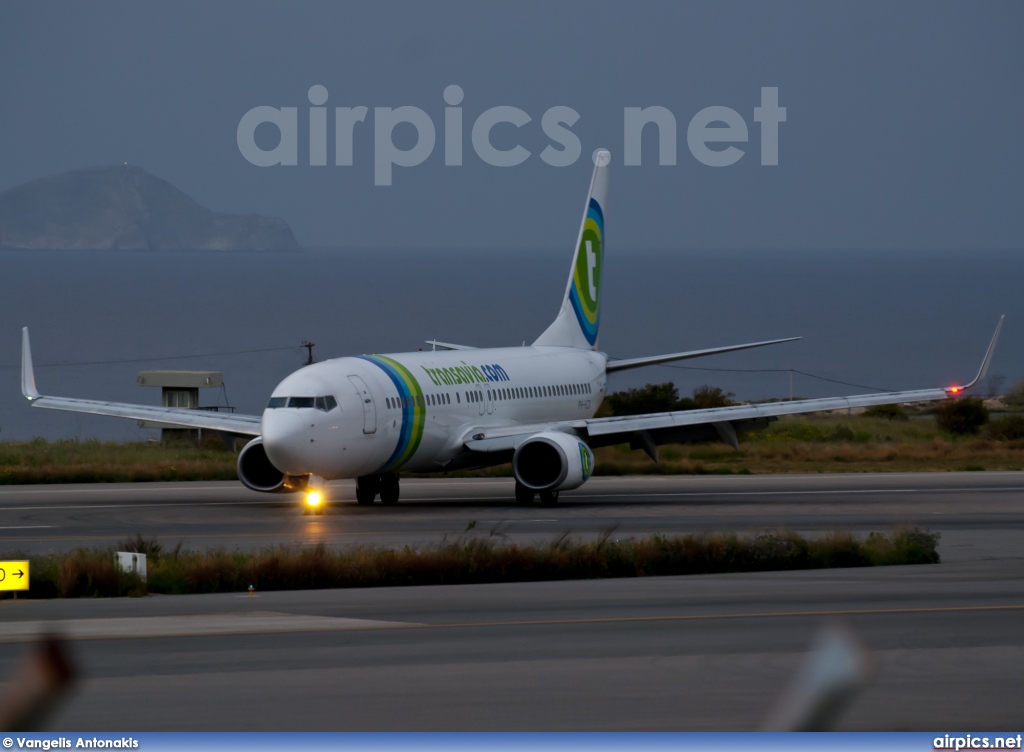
261 409 310 475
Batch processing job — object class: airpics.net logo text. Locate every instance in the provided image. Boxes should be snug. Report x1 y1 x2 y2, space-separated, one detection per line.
236 85 786 186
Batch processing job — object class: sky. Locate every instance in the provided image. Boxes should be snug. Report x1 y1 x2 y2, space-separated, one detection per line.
1 1 1022 252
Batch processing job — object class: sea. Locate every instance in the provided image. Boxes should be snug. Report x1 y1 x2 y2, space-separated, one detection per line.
0 248 1020 441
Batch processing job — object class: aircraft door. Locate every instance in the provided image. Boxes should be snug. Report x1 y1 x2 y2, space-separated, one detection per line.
484 386 494 415
348 375 377 434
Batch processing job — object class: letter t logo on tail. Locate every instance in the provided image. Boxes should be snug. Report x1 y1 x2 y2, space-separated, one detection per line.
586 240 598 301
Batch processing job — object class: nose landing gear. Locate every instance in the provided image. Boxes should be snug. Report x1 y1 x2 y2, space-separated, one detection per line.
355 473 401 505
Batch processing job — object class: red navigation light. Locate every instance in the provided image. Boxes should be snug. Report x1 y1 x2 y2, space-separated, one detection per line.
949 387 960 394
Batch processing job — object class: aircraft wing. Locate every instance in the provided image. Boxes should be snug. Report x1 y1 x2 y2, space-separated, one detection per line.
466 317 1004 455
21 328 262 436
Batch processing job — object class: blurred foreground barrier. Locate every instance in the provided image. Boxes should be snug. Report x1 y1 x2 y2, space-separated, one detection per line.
0 635 76 731
763 622 873 731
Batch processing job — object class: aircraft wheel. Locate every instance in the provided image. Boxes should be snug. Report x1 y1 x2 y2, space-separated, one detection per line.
379 473 400 505
355 475 380 505
539 489 559 506
514 481 535 505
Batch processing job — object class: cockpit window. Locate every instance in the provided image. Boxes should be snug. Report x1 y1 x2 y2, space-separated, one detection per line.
270 395 339 411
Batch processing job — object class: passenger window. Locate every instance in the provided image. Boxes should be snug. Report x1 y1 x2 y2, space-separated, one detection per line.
267 397 287 408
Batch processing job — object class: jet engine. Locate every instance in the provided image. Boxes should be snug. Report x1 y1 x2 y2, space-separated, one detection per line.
237 437 290 493
512 431 595 492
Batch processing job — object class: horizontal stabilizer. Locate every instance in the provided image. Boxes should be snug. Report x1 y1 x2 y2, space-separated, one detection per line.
606 336 800 372
424 340 478 351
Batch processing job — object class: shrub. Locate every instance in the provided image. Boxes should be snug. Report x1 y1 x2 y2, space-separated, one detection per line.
606 382 692 416
692 385 736 409
1003 378 1024 408
605 382 734 416
935 398 989 435
864 403 909 421
986 414 1024 441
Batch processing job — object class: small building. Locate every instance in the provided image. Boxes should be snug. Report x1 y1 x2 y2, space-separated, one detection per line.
137 370 236 445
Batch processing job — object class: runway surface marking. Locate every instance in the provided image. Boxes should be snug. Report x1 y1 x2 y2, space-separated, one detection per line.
1 486 1021 513
0 611 419 642
0 604 1019 643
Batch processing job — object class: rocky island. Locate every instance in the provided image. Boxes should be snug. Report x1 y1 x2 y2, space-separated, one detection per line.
0 165 300 251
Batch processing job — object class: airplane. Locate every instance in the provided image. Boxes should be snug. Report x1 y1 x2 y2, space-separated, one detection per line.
19 149 1004 512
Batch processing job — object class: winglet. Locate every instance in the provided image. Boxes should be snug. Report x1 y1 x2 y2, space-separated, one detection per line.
951 315 1004 393
21 327 41 401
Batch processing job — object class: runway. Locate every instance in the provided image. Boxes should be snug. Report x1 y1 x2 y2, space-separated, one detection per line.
0 472 1021 730
0 472 1022 559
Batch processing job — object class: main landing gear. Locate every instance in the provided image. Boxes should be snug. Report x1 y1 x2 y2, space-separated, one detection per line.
356 473 401 505
514 481 559 506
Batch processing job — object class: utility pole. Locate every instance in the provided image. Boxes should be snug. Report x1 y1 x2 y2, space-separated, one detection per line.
789 369 793 402
301 341 315 365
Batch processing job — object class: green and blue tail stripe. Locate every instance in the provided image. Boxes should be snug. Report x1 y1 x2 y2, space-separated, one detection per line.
568 197 604 346
356 355 424 472
533 148 610 351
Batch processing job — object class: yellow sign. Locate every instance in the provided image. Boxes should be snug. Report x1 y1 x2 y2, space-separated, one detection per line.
0 561 29 591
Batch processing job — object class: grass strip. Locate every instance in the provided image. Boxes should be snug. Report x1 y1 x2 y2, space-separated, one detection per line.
6 528 939 599
0 439 237 485
3 413 1024 485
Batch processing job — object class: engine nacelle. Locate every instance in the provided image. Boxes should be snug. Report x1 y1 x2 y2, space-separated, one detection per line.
512 431 595 492
237 437 291 493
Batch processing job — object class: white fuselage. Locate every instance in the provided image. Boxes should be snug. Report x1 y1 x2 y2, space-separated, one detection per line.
260 346 608 480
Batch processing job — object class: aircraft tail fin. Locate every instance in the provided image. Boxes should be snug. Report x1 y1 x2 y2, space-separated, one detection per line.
533 148 610 350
